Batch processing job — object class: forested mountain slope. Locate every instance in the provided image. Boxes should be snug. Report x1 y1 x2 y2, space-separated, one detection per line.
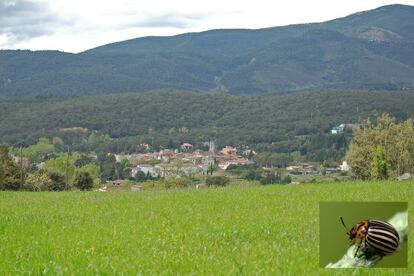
1 90 413 160
0 5 413 99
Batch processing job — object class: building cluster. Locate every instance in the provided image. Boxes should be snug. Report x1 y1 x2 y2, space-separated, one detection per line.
116 144 253 178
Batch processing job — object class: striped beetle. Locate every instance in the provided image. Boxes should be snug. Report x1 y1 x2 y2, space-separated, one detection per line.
340 217 399 257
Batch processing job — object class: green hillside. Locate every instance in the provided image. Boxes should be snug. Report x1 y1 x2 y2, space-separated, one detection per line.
0 5 413 99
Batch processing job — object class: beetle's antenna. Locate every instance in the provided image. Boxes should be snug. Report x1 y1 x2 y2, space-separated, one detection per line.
340 217 348 230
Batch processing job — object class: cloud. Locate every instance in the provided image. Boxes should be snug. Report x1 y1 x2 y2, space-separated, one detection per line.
133 13 208 29
0 0 211 51
100 11 210 31
0 0 72 45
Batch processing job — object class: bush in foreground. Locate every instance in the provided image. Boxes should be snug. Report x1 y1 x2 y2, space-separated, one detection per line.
142 177 193 190
23 171 53 191
74 171 94 190
206 176 230 187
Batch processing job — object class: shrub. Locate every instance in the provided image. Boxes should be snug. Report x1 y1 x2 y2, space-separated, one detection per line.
74 171 94 190
260 172 291 185
206 176 230 187
282 175 292 184
142 177 193 190
24 172 52 191
48 172 67 191
244 169 263 181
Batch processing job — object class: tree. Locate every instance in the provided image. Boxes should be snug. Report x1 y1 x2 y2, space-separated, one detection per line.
179 127 189 134
260 172 279 185
387 119 414 176
207 163 215 175
321 161 328 176
260 171 291 185
87 132 110 148
167 138 175 150
0 145 22 190
346 114 414 179
43 153 78 185
135 171 148 182
174 159 183 175
24 171 53 191
77 163 101 187
52 137 65 151
113 159 132 180
291 151 301 165
74 171 94 190
97 153 116 181
23 138 55 163
371 146 388 180
74 154 95 168
244 169 262 181
48 172 66 191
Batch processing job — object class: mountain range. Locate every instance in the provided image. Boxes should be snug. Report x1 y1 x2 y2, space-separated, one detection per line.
0 4 413 99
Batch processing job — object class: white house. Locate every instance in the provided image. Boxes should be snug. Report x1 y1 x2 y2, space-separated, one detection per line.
181 143 193 151
339 161 350 171
331 124 345 134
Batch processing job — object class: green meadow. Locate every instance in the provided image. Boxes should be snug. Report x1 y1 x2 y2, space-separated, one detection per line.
0 181 412 274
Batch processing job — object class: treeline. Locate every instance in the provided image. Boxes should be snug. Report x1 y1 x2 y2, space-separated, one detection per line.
226 164 292 184
1 91 414 162
0 144 132 191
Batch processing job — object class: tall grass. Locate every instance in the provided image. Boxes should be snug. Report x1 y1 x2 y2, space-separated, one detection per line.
0 181 412 274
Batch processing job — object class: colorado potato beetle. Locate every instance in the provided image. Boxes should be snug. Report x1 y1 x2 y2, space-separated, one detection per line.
340 217 399 257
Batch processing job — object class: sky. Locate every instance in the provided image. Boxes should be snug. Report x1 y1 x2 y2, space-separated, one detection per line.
1 0 413 53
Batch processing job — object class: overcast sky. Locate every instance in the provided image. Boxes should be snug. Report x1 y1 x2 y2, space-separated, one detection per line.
1 0 413 53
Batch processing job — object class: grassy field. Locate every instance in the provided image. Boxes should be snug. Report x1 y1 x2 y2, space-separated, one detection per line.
0 181 412 274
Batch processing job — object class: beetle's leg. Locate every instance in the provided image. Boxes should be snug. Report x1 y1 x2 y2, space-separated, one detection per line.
354 237 363 257
363 238 369 255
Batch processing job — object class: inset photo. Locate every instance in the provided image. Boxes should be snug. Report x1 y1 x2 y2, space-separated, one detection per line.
320 202 408 268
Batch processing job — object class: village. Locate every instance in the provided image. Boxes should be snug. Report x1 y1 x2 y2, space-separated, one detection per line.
114 142 255 179
112 140 351 181
6 131 356 193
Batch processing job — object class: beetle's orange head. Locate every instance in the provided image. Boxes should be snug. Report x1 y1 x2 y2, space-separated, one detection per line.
346 226 357 241
341 217 356 242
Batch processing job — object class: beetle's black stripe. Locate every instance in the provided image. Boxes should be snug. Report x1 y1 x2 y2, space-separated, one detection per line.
366 242 396 253
366 219 399 254
366 235 398 252
370 219 396 226
368 229 399 245
366 240 397 253
369 219 393 227
369 220 399 235
370 220 399 234
366 232 398 249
